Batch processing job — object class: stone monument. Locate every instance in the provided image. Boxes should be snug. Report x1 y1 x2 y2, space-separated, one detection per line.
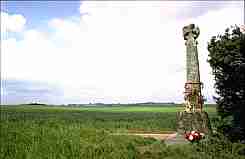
176 24 211 135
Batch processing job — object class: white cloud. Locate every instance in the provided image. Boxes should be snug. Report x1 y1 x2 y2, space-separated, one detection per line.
1 1 243 104
1 12 26 33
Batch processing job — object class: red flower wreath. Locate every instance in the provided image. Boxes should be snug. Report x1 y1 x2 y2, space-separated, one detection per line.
185 131 203 142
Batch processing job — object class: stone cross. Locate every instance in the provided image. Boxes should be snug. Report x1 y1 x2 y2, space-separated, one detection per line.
183 24 203 112
176 24 211 134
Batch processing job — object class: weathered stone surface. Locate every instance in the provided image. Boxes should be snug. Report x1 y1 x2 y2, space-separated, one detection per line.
183 24 203 112
183 24 200 83
176 111 211 134
176 24 211 136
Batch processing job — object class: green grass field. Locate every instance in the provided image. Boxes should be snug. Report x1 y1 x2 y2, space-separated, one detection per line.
1 104 216 113
0 104 216 132
1 104 244 159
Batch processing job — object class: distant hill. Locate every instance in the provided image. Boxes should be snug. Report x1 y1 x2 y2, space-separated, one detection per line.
26 103 47 106
66 102 176 107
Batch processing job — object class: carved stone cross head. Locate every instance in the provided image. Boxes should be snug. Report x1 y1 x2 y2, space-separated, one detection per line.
183 24 200 40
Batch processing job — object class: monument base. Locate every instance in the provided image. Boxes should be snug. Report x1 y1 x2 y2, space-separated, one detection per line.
176 111 211 134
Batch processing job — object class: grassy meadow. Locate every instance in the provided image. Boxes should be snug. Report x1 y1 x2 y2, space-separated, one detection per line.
1 104 244 159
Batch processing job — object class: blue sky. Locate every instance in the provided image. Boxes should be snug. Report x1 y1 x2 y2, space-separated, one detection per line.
1 1 81 40
1 1 244 105
1 1 81 27
1 79 64 104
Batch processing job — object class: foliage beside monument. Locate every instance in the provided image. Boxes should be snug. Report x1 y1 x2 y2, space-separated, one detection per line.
207 25 245 141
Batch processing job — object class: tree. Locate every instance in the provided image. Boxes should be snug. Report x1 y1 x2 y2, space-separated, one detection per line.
207 25 245 142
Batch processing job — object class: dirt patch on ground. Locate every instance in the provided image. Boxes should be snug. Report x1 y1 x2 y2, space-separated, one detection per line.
127 133 177 140
112 131 189 145
112 132 178 141
127 130 176 134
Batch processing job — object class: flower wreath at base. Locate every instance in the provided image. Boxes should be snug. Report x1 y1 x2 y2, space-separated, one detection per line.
185 131 204 142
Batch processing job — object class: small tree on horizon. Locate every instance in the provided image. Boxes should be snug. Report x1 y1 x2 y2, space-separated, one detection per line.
207 25 245 142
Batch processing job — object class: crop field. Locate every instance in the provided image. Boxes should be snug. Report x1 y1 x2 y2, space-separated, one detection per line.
1 104 244 159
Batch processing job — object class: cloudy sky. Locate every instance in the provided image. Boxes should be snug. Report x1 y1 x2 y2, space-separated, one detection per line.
1 1 244 105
